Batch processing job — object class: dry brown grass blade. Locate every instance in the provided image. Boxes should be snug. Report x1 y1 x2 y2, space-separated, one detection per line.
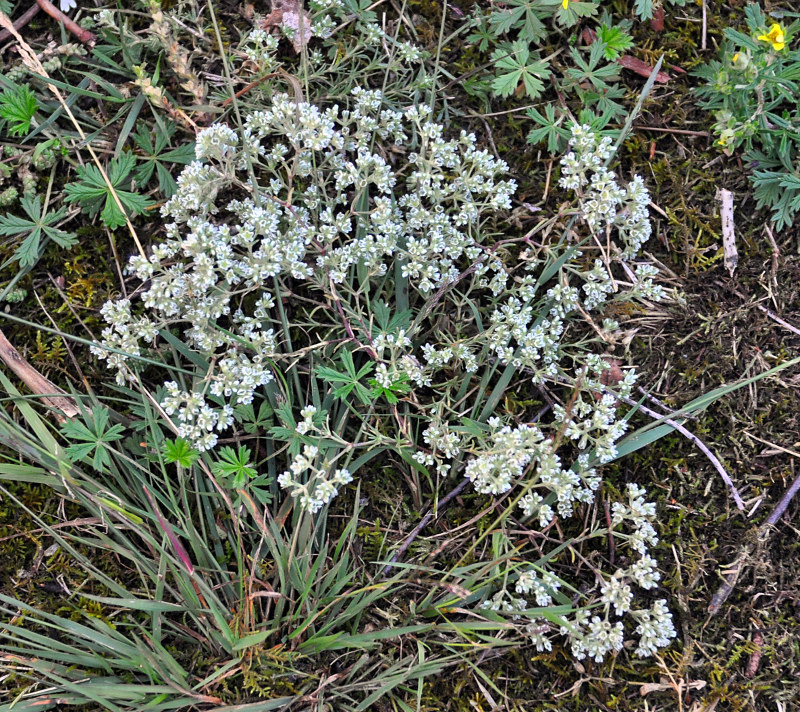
0 329 79 420
0 11 145 259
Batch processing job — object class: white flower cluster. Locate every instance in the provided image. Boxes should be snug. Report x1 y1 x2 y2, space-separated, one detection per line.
515 569 562 607
612 483 660 557
93 88 517 454
161 381 235 451
487 296 564 379
278 445 353 513
631 599 676 657
483 477 675 662
559 125 653 258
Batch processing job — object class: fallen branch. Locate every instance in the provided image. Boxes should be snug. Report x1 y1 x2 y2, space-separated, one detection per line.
0 328 79 420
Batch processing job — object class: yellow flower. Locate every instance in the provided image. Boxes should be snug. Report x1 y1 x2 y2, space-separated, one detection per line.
732 53 740 63
562 0 569 9
757 23 786 51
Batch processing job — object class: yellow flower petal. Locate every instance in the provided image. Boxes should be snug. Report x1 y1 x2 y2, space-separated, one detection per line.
758 23 787 51
562 0 569 9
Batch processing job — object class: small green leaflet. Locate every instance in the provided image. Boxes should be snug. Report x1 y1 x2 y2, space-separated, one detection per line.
556 0 599 26
133 123 196 198
526 103 571 152
0 84 38 137
596 22 634 60
316 350 375 405
491 41 551 99
61 406 125 473
162 437 200 468
211 446 258 489
0 196 77 269
64 151 155 229
489 1 548 43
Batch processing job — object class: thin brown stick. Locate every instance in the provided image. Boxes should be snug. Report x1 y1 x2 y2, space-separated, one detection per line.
0 3 40 43
757 304 800 338
637 385 698 420
220 72 280 107
0 517 104 542
763 225 780 287
34 0 96 44
634 125 709 137
618 393 745 511
708 468 800 615
603 499 615 566
701 0 707 50
763 469 800 527
381 478 470 576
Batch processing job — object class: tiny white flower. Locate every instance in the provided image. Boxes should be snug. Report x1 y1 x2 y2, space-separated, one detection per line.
60 0 77 11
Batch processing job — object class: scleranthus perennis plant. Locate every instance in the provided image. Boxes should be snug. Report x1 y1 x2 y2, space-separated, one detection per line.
91 73 673 666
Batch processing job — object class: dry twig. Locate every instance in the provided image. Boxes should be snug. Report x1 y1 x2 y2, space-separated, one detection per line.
757 304 800 338
34 0 95 44
616 392 745 511
0 329 79 420
381 478 470 576
0 3 40 43
717 188 737 277
709 439 800 615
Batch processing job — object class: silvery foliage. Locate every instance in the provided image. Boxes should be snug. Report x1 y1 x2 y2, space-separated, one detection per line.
91 30 671 661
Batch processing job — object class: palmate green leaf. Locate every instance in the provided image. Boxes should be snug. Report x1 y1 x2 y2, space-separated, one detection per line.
0 196 77 268
491 41 550 99
556 0 598 26
526 103 571 152
596 22 634 60
0 83 38 137
566 42 620 91
133 123 196 197
489 1 548 43
162 437 200 468
211 445 257 489
61 406 125 473
316 350 375 404
64 151 155 229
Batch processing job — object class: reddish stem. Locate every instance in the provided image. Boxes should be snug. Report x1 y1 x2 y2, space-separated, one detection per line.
35 0 96 45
